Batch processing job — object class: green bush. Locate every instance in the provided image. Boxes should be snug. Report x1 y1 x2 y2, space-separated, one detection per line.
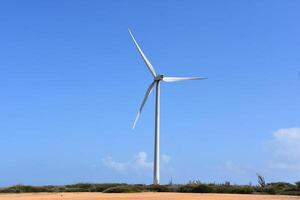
102 185 144 193
0 188 19 193
47 186 67 193
65 183 126 192
1 185 47 193
279 191 300 196
147 184 171 192
211 185 231 193
65 183 93 190
65 188 88 192
0 181 299 195
262 182 297 195
230 186 254 194
179 184 212 193
0 183 129 193
263 186 276 195
267 182 295 190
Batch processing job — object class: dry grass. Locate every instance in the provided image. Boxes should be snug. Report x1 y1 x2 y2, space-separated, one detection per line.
0 192 299 200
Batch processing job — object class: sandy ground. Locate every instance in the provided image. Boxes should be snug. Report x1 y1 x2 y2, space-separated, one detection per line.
0 193 299 200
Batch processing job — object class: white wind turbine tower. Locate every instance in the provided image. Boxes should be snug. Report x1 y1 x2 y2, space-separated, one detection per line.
129 29 207 185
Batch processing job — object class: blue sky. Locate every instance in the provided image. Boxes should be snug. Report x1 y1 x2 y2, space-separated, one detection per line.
0 0 300 186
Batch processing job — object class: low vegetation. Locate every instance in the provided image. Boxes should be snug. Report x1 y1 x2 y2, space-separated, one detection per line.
1 175 300 195
103 185 144 193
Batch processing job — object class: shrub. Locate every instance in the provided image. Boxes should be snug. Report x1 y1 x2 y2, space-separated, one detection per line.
65 183 126 192
279 191 300 196
0 181 298 195
263 182 297 195
47 186 67 192
102 185 143 193
267 182 295 190
147 184 171 192
263 186 276 195
65 183 93 190
65 187 88 192
230 186 254 194
211 185 232 193
2 185 47 193
296 181 300 191
178 184 212 193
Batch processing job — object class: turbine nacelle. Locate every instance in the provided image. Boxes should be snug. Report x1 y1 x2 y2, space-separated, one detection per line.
154 74 164 81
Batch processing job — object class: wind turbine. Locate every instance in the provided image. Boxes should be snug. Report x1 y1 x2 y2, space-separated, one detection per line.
129 29 207 185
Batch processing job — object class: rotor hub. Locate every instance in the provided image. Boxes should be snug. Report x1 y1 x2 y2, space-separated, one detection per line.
155 74 164 81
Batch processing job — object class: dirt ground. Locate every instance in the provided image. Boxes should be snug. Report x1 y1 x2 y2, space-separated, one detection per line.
0 192 299 200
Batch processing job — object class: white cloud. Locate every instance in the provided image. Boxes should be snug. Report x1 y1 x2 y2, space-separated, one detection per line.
102 151 171 174
133 152 153 170
268 127 300 171
102 156 131 172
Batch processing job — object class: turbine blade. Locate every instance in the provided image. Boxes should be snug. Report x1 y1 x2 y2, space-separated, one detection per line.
133 81 156 129
162 76 207 82
128 29 157 77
